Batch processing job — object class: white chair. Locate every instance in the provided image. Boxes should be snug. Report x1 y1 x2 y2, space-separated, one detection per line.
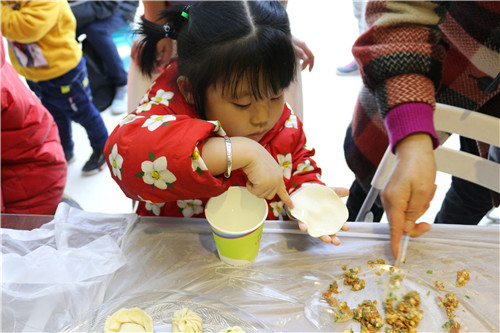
355 103 500 222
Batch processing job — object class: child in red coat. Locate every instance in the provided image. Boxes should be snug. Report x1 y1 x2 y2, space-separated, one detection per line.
1 32 67 215
105 2 349 245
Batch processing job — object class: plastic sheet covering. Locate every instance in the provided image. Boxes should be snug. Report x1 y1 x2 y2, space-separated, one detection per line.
1 203 136 332
2 207 500 332
80 218 500 332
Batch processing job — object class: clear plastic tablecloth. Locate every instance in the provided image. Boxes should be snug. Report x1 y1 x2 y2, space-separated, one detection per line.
2 203 499 332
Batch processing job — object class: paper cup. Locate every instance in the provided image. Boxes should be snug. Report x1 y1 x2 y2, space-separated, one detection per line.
205 187 268 266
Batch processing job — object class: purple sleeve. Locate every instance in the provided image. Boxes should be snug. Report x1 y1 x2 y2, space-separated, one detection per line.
384 102 440 153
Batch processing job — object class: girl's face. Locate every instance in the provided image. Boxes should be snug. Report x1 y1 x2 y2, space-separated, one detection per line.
204 78 285 142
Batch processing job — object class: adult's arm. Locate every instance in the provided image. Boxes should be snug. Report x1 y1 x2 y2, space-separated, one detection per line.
352 1 448 258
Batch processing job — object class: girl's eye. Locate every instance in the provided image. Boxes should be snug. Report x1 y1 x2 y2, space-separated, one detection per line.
271 95 283 101
233 103 251 108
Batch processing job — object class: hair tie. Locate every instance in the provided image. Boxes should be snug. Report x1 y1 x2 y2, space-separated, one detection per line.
181 5 191 19
163 22 171 38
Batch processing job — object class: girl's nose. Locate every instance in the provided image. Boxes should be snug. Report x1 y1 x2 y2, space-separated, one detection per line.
250 104 269 127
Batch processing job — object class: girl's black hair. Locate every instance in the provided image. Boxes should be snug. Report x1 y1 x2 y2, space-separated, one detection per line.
137 1 297 119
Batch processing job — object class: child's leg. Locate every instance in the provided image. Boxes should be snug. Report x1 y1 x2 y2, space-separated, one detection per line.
77 12 128 87
56 58 109 155
26 80 74 159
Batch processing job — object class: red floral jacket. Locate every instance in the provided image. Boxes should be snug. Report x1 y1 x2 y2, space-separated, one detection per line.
104 62 324 219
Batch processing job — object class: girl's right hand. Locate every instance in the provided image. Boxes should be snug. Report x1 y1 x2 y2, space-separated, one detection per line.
242 144 294 209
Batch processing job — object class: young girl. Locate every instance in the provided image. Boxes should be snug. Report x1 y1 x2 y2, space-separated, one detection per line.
104 1 348 244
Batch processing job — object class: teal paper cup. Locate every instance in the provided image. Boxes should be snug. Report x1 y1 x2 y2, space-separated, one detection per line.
205 187 268 266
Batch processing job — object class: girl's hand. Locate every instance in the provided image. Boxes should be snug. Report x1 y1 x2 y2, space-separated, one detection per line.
297 187 350 245
242 143 294 209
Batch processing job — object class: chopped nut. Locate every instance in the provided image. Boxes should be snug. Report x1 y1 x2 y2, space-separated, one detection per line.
456 269 470 287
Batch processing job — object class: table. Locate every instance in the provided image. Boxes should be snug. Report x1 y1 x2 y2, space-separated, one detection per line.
2 206 499 332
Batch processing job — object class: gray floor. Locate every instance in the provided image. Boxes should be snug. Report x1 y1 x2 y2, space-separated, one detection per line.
59 1 498 225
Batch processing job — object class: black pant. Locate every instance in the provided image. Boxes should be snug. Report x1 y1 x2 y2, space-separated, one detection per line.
434 136 493 224
346 136 493 225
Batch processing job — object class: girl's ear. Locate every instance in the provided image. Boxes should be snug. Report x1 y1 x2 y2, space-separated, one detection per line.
177 76 194 104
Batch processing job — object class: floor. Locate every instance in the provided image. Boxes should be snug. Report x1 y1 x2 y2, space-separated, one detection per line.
55 2 498 225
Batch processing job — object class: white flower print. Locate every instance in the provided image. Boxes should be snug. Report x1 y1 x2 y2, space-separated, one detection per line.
177 199 203 217
207 120 227 136
136 89 174 113
109 144 124 180
138 154 177 190
145 201 165 216
136 195 165 216
142 114 177 131
191 146 208 175
270 201 285 219
293 160 314 176
284 114 298 129
277 153 293 179
119 113 145 126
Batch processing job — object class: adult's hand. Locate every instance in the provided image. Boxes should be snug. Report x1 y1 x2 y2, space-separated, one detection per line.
292 36 314 72
130 36 176 71
381 133 436 258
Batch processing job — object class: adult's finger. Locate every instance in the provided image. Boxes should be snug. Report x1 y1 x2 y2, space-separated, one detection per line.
386 206 407 259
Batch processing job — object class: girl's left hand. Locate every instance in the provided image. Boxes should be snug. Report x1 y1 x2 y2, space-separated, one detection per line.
297 187 350 245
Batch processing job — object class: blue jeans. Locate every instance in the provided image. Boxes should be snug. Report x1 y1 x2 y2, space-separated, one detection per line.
77 11 128 87
27 58 108 157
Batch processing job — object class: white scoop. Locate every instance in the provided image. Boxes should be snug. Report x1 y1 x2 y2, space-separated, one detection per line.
288 184 348 237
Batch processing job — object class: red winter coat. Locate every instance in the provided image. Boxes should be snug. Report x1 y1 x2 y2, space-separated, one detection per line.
1 33 67 215
104 61 324 219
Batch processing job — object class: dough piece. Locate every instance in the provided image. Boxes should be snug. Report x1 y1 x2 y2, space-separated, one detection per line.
219 326 245 333
104 307 154 333
171 308 202 333
288 184 348 237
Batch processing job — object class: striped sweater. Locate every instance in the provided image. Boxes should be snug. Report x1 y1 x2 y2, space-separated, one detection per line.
346 1 499 189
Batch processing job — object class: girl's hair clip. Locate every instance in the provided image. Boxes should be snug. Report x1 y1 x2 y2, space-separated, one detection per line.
163 22 171 38
181 5 191 19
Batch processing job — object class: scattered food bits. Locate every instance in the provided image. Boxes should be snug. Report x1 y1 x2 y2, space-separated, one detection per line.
435 280 446 290
384 291 423 332
375 271 382 276
426 270 433 274
367 259 386 266
322 289 353 323
344 266 366 291
353 300 384 332
439 293 461 332
456 270 470 287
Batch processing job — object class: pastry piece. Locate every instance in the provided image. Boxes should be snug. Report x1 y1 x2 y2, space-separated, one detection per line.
104 307 154 333
172 308 202 333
